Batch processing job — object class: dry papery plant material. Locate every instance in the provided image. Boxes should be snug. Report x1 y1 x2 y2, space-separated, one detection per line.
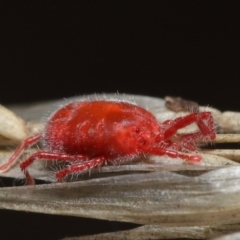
1 94 240 239
165 96 200 112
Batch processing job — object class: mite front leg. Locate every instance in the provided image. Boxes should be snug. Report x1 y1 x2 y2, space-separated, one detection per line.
178 112 215 150
162 112 216 150
150 147 201 162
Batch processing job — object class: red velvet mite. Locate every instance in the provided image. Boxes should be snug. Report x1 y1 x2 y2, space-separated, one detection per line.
0 100 216 184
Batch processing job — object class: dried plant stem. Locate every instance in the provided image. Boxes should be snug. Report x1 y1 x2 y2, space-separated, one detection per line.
202 149 240 162
212 134 240 143
200 134 240 161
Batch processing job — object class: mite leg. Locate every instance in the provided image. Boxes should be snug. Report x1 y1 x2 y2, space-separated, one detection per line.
0 134 41 173
150 147 201 162
55 157 106 182
20 152 88 185
163 112 215 150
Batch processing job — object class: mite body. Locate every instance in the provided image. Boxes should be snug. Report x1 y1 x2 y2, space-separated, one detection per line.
0 100 216 184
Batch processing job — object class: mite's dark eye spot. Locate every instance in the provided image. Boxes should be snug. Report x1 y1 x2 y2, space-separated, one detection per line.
135 128 140 133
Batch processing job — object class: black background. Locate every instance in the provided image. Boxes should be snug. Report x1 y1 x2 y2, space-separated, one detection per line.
1 1 240 111
0 1 240 239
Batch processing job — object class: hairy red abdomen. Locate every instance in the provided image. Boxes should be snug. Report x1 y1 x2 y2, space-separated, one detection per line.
44 101 161 159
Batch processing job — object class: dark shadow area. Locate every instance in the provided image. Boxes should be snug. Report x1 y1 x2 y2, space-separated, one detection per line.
0 176 50 187
0 209 141 240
